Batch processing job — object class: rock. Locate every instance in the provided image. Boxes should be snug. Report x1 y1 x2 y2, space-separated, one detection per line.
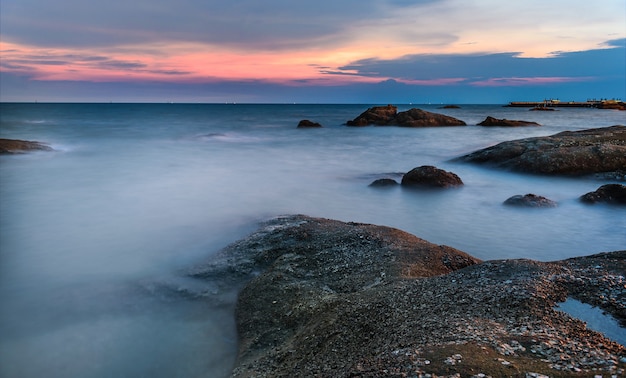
580 184 626 205
392 108 467 127
503 194 558 207
297 119 322 128
346 105 466 127
346 104 398 126
401 165 464 188
0 138 53 154
458 125 626 176
440 105 461 109
478 116 540 127
190 215 626 377
369 178 399 187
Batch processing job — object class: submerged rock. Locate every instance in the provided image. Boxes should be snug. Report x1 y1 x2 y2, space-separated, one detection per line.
401 165 464 188
503 193 557 207
297 119 323 128
0 138 53 154
478 116 540 127
458 125 626 176
191 215 626 377
369 178 399 187
580 184 626 205
346 105 466 127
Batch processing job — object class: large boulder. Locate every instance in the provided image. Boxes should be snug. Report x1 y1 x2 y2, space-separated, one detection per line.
458 125 626 176
347 105 466 127
0 138 53 154
478 116 540 127
580 184 626 205
190 215 626 377
401 165 464 188
503 193 557 207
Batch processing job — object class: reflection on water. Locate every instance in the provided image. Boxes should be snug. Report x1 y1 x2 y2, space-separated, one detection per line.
1 104 625 376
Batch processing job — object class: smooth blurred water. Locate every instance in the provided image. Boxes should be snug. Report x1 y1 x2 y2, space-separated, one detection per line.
1 103 625 377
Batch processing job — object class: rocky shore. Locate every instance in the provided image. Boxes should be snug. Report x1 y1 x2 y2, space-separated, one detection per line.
190 215 625 378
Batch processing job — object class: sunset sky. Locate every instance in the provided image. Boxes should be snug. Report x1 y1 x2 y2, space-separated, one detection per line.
1 0 625 103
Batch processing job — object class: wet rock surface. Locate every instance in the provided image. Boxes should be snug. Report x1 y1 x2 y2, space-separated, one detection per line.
190 215 625 378
478 116 541 127
504 194 558 208
0 138 53 154
458 125 626 176
580 184 626 205
346 105 467 127
401 165 464 188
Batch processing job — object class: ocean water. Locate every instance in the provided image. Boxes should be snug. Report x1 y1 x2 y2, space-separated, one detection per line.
1 103 625 377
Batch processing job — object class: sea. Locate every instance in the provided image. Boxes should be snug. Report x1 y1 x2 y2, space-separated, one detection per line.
1 103 625 377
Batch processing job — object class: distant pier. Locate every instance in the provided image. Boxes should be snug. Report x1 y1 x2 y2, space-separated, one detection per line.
506 99 625 110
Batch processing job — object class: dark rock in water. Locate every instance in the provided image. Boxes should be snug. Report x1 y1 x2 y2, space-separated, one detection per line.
297 119 323 128
458 125 626 176
0 138 53 154
580 184 626 205
346 105 466 127
401 165 463 188
392 108 467 127
504 193 557 207
191 215 626 377
369 178 398 187
440 104 461 109
346 104 398 126
478 116 540 127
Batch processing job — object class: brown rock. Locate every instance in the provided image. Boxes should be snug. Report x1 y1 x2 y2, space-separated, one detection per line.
401 165 464 188
580 184 626 204
346 105 466 127
458 125 626 176
0 138 53 154
189 215 626 378
478 116 540 127
392 108 467 127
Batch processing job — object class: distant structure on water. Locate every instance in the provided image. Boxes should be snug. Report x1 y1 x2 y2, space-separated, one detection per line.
506 98 625 110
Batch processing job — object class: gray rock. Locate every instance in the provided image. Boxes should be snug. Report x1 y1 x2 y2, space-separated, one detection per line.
458 125 626 176
369 178 399 187
478 116 540 127
503 194 558 207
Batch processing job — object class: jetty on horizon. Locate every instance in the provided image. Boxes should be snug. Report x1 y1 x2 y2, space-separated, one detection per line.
506 98 625 110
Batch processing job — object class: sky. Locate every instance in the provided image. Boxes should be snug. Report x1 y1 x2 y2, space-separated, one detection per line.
1 0 625 103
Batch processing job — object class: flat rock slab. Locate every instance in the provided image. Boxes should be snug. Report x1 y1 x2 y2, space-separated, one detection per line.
458 125 626 176
190 215 625 377
478 116 540 127
0 138 53 154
